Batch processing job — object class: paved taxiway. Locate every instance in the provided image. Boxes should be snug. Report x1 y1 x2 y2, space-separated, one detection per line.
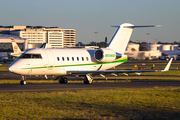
1 61 180 93
0 81 180 93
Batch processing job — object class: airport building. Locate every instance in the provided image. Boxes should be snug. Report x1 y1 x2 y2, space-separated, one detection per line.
0 25 76 48
0 34 26 52
48 31 64 48
125 43 180 60
0 34 26 60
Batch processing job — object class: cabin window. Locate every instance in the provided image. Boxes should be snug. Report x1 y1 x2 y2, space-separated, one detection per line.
67 57 69 61
21 54 31 58
57 57 59 61
62 57 64 61
86 57 89 61
77 57 79 61
20 54 42 59
72 57 74 61
32 54 41 58
82 57 84 61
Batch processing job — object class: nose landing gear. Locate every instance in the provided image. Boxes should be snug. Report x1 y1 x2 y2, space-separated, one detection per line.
20 75 26 85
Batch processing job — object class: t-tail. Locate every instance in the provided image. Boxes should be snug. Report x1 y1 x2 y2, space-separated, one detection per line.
11 38 22 53
107 23 161 54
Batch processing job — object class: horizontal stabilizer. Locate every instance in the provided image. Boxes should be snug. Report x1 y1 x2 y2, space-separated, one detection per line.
111 25 161 28
125 25 161 28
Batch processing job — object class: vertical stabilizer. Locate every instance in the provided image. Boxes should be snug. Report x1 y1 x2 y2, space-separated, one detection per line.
107 23 160 54
11 38 22 53
107 23 134 54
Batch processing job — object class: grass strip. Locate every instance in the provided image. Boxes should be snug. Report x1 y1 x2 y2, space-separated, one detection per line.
0 67 8 71
113 70 180 76
0 79 131 84
95 76 180 81
0 87 180 119
136 70 180 76
0 80 58 84
111 66 180 70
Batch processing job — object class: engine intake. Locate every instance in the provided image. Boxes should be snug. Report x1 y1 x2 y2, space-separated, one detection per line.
94 48 117 62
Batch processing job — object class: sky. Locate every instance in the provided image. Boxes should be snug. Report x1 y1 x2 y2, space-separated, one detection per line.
0 0 179 44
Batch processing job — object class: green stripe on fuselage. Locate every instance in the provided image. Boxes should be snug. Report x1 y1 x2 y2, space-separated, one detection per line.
22 57 127 69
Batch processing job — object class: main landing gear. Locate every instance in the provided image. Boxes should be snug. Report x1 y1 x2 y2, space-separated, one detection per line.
84 74 93 84
20 75 26 85
59 77 68 84
58 75 94 84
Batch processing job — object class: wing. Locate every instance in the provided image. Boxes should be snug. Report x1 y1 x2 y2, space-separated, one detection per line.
67 58 173 75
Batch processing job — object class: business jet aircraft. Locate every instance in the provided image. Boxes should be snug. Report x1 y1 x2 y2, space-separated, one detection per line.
8 23 173 85
9 38 23 57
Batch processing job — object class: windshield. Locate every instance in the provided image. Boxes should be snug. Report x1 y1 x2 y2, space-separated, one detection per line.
20 54 42 59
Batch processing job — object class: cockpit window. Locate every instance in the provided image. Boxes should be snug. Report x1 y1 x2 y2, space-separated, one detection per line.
20 54 42 59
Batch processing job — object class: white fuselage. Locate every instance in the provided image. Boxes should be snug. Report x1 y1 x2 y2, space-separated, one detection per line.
9 48 127 77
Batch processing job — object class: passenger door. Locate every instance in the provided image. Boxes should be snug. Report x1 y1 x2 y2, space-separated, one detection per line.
43 49 55 70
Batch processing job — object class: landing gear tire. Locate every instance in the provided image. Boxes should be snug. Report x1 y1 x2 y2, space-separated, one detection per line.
59 77 68 84
20 80 26 85
84 80 92 84
84 74 93 84
20 76 26 85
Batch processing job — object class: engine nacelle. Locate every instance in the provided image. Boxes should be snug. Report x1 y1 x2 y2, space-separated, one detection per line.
94 48 116 62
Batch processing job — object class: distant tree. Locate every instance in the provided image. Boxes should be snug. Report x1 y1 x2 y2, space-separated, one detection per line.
157 41 162 44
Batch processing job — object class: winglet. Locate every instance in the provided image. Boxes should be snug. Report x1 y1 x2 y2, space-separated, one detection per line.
162 58 173 72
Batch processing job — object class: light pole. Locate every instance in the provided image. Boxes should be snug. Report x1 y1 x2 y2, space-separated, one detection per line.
147 33 150 50
94 32 98 46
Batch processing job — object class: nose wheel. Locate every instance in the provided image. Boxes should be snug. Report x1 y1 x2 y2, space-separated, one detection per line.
20 80 26 85
20 76 26 85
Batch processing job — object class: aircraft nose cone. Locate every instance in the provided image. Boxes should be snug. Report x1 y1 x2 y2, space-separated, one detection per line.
8 63 18 73
8 66 15 72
